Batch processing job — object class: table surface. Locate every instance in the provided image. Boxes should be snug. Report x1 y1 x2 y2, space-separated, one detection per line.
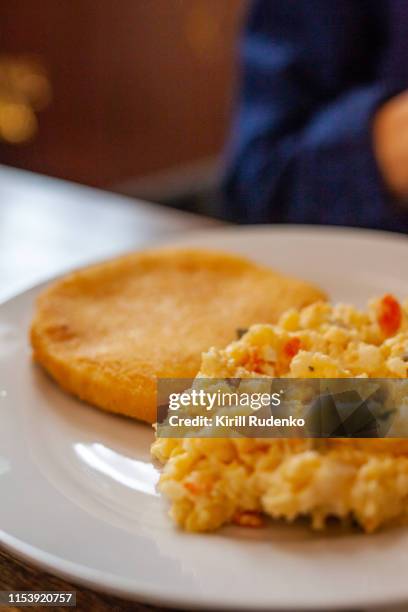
1 167 405 612
0 164 220 610
0 165 219 303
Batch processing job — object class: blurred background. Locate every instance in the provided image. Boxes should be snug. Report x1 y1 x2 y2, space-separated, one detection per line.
0 0 246 215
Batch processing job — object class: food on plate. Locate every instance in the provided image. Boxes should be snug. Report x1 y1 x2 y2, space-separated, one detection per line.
30 247 324 423
152 295 408 533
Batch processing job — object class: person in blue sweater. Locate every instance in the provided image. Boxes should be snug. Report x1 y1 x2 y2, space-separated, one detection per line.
223 0 408 232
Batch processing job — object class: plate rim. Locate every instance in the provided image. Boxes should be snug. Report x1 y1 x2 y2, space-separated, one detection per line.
2 528 408 612
1 223 407 308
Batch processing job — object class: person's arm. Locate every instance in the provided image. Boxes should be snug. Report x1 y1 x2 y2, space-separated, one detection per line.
223 0 406 228
374 90 408 201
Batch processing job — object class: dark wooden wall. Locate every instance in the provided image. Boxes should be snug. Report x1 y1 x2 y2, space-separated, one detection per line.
0 0 245 188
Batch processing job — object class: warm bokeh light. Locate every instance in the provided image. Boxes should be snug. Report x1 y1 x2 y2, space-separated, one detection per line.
0 55 51 143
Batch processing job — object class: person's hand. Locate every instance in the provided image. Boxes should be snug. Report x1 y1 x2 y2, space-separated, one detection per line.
374 89 408 202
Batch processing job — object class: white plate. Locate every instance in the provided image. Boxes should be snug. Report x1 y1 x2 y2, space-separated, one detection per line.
2 225 408 611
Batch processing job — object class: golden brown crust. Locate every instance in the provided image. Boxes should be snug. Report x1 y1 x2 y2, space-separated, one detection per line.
30 247 326 423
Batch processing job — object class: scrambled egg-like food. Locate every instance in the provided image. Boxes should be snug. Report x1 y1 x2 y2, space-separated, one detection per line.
152 295 408 533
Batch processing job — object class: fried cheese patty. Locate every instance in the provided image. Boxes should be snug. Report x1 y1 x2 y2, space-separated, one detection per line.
30 248 325 423
152 295 408 533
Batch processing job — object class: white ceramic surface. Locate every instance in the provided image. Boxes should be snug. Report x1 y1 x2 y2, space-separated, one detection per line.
1 226 408 611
